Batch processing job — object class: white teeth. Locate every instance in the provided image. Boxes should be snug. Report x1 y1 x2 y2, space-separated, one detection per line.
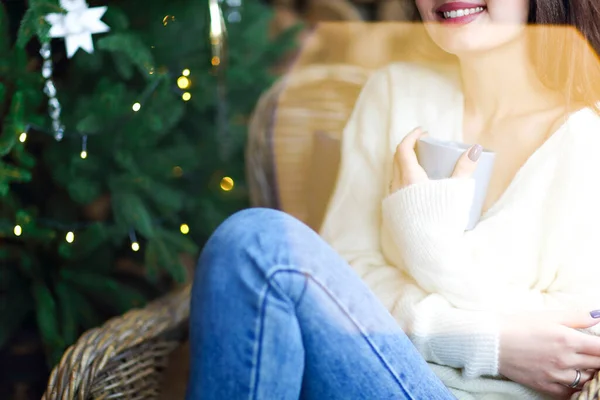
443 7 484 19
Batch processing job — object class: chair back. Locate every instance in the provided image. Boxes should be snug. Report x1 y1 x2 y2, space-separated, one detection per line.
246 64 370 231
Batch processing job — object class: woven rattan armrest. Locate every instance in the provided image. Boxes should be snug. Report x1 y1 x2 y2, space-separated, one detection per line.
42 284 191 400
575 373 600 400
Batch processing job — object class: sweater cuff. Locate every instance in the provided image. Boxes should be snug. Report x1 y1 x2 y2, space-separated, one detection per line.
429 314 499 378
382 178 475 238
412 301 500 378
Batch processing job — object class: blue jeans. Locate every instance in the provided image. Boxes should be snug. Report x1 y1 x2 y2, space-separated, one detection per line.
186 208 455 400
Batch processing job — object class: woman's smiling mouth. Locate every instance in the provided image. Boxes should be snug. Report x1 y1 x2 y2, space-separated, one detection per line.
435 2 487 24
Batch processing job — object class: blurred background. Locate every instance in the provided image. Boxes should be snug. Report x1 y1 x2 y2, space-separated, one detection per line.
0 0 422 399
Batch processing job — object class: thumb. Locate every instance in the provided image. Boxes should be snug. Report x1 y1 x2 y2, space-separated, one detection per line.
557 310 600 329
452 144 483 178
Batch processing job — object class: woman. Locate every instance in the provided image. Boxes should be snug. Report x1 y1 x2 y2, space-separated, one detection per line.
186 1 600 399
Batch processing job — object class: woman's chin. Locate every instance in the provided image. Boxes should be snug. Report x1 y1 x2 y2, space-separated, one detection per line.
436 38 497 56
425 24 528 58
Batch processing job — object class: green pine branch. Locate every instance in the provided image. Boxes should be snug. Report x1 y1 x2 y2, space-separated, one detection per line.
17 0 59 48
1 0 296 368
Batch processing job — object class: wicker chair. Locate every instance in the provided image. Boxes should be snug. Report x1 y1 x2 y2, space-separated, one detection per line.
246 64 370 229
42 62 600 400
42 285 190 400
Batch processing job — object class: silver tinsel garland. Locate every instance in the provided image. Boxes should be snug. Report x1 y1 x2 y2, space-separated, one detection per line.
40 41 65 141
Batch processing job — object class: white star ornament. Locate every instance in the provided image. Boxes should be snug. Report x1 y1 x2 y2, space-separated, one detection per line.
45 0 110 58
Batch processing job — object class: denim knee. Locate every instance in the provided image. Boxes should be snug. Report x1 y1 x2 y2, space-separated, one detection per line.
195 208 304 277
212 208 297 244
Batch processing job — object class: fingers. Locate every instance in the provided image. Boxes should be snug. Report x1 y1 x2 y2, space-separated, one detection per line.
451 144 483 178
544 383 577 399
574 333 600 357
579 370 596 388
395 127 426 169
390 128 429 191
558 309 600 330
554 369 594 391
572 355 600 370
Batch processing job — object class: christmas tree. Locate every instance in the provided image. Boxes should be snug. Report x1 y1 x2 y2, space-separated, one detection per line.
0 0 297 371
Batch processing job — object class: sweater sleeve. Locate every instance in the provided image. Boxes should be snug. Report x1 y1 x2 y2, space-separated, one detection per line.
381 180 521 311
319 66 500 378
380 113 600 314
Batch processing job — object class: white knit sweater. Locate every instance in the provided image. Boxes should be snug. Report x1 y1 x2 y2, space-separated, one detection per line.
319 62 600 399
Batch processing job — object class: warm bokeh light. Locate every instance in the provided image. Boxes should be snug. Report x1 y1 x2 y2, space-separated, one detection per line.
182 92 191 101
211 56 220 66
19 132 27 142
182 69 190 76
163 15 175 26
177 76 190 89
132 102 141 111
80 150 87 159
66 231 75 243
220 176 234 191
180 224 190 234
14 225 22 236
131 242 140 252
172 166 183 177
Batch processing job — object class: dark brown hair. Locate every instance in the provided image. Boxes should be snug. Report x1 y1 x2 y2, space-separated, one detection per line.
401 0 600 111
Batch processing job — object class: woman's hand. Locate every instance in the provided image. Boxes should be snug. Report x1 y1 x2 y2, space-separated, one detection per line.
389 127 483 193
498 310 600 399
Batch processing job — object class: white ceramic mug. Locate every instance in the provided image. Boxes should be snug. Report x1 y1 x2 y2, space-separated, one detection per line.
416 136 496 230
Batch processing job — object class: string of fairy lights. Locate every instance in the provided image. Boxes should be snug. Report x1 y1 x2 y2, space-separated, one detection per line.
20 68 188 146
10 66 237 251
7 0 243 252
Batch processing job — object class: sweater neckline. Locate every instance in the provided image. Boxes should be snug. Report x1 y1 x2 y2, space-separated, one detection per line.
453 91 591 222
